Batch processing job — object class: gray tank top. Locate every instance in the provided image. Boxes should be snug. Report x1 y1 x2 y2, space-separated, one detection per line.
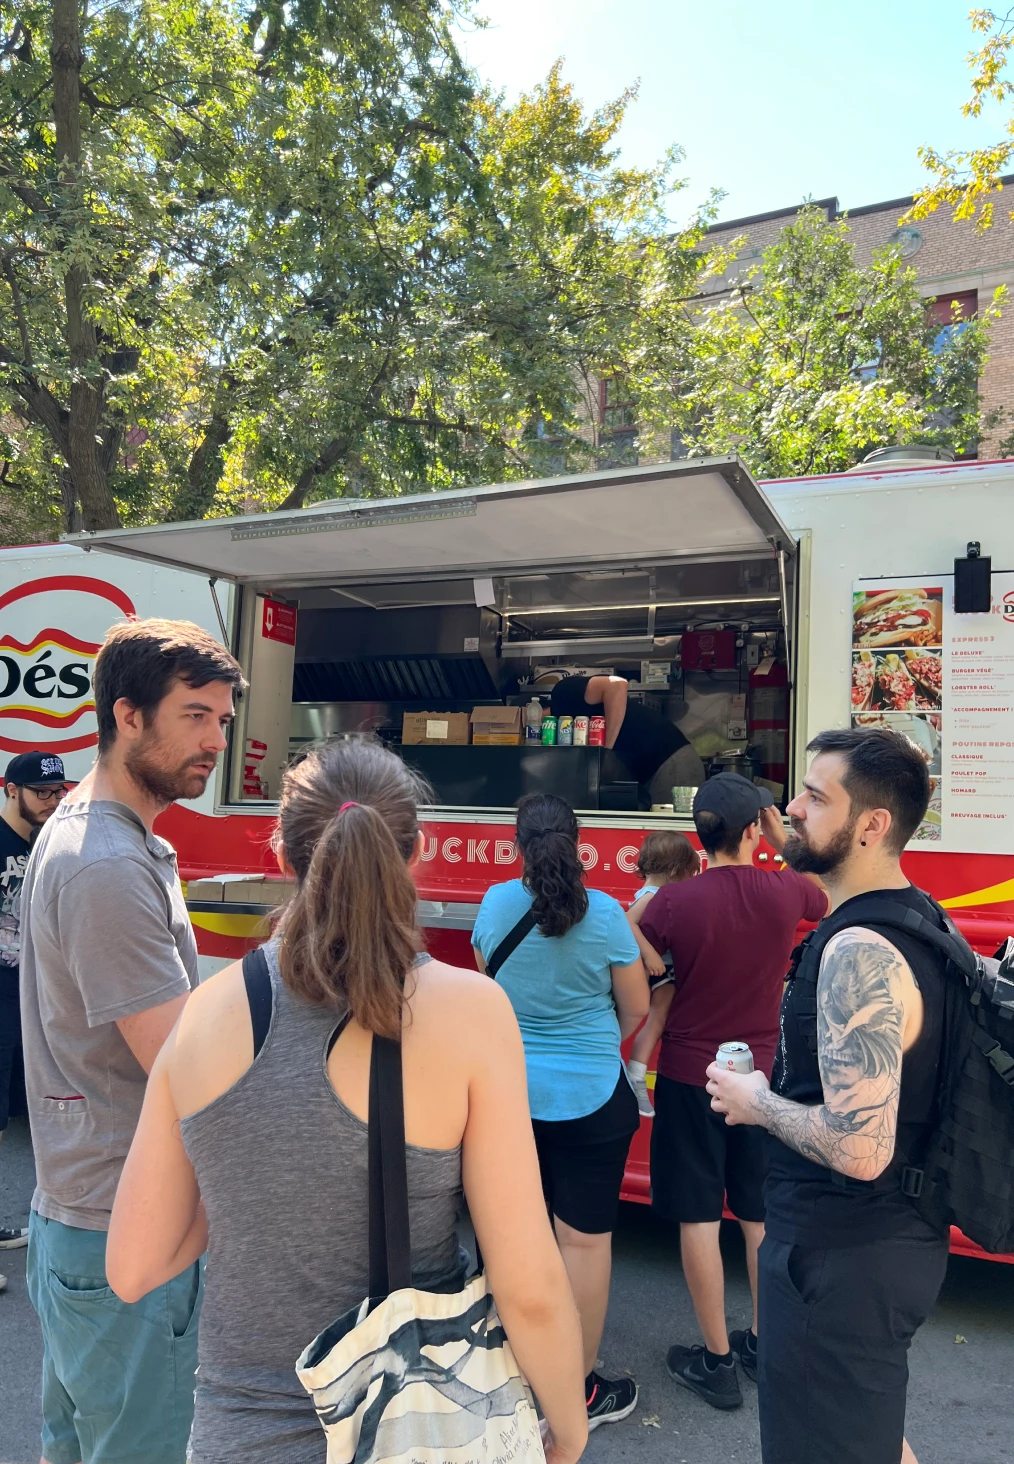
181 941 466 1463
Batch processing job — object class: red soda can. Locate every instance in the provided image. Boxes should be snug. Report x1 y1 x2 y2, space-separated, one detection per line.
589 715 607 747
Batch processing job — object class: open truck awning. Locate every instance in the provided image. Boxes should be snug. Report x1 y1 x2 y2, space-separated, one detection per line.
65 456 796 589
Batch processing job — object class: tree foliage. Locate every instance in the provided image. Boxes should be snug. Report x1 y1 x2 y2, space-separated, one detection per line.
629 207 1004 480
908 7 1014 230
0 0 709 536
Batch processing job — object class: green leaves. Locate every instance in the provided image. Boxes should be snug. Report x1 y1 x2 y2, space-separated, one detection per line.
638 206 999 479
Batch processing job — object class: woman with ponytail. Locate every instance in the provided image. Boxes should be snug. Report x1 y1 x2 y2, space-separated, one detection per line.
107 738 586 1464
472 794 649 1432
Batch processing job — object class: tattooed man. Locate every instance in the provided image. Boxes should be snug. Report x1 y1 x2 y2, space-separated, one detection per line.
707 728 951 1464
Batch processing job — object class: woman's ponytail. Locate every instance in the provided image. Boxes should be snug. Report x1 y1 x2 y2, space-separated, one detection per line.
515 793 587 938
276 737 429 1038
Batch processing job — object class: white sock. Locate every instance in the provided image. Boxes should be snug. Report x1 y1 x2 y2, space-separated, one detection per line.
627 1060 647 1080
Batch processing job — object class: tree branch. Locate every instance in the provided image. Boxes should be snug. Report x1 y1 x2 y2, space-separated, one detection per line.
0 254 32 366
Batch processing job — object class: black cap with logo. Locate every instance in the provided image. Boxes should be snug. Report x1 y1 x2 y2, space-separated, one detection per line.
692 771 773 835
4 751 67 789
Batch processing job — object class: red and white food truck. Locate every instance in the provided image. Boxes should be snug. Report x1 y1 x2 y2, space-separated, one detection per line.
3 453 1013 1260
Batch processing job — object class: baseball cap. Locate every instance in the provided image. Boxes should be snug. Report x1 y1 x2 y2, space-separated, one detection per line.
4 751 67 788
692 772 773 834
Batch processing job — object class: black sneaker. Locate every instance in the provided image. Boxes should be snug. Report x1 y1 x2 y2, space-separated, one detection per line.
729 1328 758 1383
0 1226 27 1250
585 1371 638 1430
666 1343 743 1410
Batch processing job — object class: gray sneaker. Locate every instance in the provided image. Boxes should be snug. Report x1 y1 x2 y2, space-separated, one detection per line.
627 1067 654 1117
0 1226 28 1250
0 1272 7 1293
666 1344 743 1410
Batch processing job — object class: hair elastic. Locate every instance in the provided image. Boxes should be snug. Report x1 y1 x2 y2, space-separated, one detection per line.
338 801 359 815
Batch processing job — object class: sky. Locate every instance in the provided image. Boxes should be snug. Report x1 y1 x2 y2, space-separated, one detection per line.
457 0 1006 226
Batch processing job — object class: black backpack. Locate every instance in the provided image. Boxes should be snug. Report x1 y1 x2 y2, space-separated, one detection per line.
787 892 1014 1254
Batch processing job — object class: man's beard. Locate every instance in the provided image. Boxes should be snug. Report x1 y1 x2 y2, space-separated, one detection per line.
17 789 53 828
124 739 215 805
782 813 858 878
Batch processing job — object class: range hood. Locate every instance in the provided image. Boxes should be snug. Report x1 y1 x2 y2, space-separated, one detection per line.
64 456 797 590
293 604 505 703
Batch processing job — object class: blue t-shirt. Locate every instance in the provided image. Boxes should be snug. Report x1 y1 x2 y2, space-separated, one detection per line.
472 880 640 1122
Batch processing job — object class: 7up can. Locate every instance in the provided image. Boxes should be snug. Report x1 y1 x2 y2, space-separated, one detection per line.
716 1041 754 1074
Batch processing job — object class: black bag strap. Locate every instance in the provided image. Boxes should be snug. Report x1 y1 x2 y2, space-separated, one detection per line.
241 947 273 1059
789 895 979 990
368 1034 413 1301
485 907 538 978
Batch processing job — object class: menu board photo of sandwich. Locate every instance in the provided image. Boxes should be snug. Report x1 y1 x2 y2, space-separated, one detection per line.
852 587 942 648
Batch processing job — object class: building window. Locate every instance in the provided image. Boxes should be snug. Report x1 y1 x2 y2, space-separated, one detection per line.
598 377 638 466
929 289 977 351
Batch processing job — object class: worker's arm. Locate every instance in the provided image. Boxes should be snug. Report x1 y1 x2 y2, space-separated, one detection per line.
706 928 906 1181
584 674 628 749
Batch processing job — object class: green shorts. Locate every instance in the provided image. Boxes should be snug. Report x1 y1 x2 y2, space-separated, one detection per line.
26 1211 202 1464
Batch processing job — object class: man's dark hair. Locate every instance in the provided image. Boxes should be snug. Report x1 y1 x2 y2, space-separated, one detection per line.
694 810 754 859
806 726 930 854
94 618 245 755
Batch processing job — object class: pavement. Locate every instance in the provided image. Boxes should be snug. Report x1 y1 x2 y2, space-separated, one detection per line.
2 1113 1014 1464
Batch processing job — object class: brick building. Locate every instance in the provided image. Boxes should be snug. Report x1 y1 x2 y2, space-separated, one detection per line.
597 183 1014 464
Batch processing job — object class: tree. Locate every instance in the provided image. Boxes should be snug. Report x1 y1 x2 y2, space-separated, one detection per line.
1 1 710 536
908 7 1014 230
631 206 1004 480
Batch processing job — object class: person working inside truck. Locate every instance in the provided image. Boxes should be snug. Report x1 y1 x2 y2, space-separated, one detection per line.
549 674 706 806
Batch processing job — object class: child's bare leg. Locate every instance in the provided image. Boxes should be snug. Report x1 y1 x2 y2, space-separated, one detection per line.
630 985 673 1067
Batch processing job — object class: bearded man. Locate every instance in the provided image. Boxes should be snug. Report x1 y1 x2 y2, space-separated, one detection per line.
20 619 244 1464
706 728 952 1464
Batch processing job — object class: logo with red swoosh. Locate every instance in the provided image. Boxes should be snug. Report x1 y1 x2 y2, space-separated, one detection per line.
0 576 135 754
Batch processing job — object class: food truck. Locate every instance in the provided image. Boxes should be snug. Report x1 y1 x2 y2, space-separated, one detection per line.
3 452 1013 1260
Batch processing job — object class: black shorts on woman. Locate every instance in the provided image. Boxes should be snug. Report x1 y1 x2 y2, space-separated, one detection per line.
532 1069 640 1235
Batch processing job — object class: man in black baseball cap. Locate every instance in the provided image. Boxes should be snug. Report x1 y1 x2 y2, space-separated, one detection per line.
1 752 68 1271
638 771 828 1410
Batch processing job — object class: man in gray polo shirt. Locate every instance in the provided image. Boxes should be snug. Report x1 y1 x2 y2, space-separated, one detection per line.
20 617 243 1464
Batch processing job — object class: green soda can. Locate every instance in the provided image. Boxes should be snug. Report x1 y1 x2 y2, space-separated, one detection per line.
541 715 558 746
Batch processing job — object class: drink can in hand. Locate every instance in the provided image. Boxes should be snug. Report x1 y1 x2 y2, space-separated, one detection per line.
716 1041 754 1074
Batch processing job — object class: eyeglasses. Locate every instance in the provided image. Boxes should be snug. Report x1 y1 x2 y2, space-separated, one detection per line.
25 785 69 801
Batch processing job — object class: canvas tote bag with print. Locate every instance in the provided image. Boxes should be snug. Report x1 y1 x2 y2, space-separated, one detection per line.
295 1031 546 1464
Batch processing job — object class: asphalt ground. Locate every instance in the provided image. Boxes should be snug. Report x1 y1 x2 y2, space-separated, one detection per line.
2 1113 1013 1464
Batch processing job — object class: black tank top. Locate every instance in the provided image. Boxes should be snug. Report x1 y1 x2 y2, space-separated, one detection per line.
764 885 949 1246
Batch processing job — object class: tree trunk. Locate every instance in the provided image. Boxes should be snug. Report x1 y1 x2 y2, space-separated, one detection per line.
173 411 232 521
274 434 349 511
50 0 120 530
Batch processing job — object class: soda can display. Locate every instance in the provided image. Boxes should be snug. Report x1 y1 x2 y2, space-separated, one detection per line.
573 715 589 746
541 715 558 746
558 715 574 746
588 715 607 747
715 1041 754 1074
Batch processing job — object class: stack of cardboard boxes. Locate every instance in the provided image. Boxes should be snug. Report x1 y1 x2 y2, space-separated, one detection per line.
401 706 524 747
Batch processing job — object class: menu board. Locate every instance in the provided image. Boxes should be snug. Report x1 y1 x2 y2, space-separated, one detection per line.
851 573 1014 852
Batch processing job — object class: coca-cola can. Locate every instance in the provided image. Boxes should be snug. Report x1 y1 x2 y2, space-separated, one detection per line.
573 715 589 746
716 1041 754 1074
588 715 607 747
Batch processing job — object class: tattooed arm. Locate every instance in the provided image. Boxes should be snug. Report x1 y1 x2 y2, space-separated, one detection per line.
706 927 906 1181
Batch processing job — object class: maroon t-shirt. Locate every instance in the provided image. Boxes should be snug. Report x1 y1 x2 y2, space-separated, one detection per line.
639 864 827 1087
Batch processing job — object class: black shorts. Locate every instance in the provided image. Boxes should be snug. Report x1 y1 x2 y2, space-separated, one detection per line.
650 1074 766 1224
531 1069 639 1235
0 974 21 1133
758 1228 949 1464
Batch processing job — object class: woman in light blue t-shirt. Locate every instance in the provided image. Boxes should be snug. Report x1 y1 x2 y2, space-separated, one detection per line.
472 794 648 1434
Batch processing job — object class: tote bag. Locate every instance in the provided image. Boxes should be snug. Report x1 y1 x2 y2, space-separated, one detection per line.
295 1032 546 1464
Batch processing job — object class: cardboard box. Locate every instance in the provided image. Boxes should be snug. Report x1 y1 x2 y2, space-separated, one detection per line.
186 874 296 905
402 711 471 746
470 705 523 745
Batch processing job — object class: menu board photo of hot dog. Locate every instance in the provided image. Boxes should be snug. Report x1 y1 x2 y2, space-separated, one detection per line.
852 586 943 648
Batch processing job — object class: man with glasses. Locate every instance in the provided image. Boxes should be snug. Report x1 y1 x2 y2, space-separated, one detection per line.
0 752 68 1282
